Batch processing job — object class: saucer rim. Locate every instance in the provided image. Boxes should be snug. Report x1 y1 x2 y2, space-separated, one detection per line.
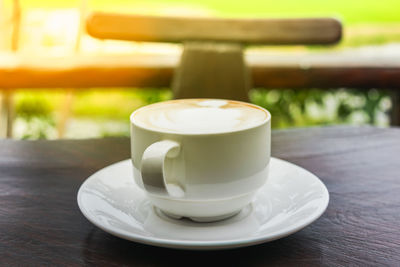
77 157 329 250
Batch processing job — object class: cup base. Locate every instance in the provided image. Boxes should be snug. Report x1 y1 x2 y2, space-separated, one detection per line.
158 208 242 223
148 190 257 222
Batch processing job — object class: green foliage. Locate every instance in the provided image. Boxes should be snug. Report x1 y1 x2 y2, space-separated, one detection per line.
15 94 56 139
250 88 391 128
12 88 391 139
72 89 172 120
134 89 173 105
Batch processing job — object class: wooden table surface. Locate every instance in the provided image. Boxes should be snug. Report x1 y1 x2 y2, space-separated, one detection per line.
1 126 399 266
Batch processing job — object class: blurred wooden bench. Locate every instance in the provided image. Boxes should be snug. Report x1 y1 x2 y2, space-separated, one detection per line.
86 13 341 101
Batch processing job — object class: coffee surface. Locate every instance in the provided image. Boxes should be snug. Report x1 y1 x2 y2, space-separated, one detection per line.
132 99 268 134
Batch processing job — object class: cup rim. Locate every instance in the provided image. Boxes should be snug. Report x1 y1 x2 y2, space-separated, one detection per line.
130 98 271 136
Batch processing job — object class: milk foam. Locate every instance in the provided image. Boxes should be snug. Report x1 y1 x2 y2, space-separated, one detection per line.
133 99 268 134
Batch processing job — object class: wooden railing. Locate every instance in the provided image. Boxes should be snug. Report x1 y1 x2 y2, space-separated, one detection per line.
1 51 399 90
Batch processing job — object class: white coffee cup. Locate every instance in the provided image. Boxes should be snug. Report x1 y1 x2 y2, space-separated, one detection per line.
130 99 271 222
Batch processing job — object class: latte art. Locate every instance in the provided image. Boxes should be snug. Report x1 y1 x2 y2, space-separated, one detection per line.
132 99 268 134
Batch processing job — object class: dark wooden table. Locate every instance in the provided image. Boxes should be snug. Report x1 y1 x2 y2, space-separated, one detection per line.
1 126 399 266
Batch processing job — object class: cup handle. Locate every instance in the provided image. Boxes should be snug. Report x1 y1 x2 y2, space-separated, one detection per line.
140 140 183 197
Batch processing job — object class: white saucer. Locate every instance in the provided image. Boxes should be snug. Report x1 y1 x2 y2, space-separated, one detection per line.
77 158 329 250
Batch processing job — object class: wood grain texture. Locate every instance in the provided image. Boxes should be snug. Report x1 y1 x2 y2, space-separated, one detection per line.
0 53 399 89
1 126 399 266
87 13 342 45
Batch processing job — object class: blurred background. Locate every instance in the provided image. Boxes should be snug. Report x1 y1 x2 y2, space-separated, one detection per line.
0 0 399 139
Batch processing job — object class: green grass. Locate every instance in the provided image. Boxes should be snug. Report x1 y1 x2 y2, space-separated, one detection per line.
10 0 399 48
12 0 400 24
